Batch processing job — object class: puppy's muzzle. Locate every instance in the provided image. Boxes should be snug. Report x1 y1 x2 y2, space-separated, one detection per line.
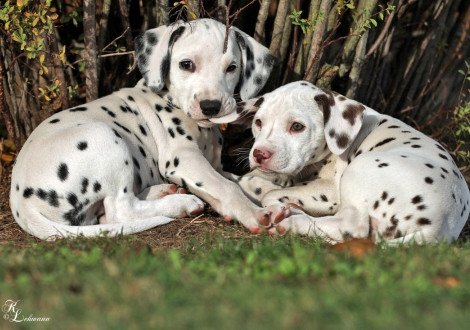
200 99 222 117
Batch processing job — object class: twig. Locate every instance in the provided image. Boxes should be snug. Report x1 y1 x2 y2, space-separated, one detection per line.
99 51 135 58
101 27 130 53
7 52 26 69
176 214 205 237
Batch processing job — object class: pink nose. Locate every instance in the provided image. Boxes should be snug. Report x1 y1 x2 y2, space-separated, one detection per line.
253 148 272 164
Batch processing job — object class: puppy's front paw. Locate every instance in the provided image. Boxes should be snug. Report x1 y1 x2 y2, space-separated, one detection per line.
249 203 291 234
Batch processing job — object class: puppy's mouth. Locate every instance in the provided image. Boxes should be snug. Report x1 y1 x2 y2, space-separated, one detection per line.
253 165 277 176
197 119 216 127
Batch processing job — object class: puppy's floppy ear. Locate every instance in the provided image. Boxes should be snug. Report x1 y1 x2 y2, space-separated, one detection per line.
315 89 366 155
134 22 187 93
210 96 266 125
230 27 274 100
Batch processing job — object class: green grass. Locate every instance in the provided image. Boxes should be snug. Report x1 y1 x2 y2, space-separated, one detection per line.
1 234 470 330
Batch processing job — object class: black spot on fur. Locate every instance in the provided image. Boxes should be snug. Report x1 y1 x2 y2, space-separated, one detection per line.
124 187 127 193
174 157 179 167
378 163 389 168
320 194 328 202
165 161 170 168
425 163 434 168
388 125 399 129
417 218 431 226
404 215 412 220
373 137 396 149
113 129 122 139
441 167 449 173
436 143 446 152
67 193 78 206
133 157 140 170
70 106 88 112
411 195 423 204
81 178 89 194
254 188 262 195
139 146 147 158
424 177 433 184
373 200 379 209
57 163 69 181
388 198 395 205
93 181 102 193
438 153 448 160
378 119 388 126
139 125 147 136
155 104 163 112
381 191 388 200
196 182 203 187
417 205 427 211
77 141 88 150
49 118 60 124
172 117 182 125
36 188 47 200
186 135 193 141
128 96 135 102
113 121 131 134
168 128 175 138
176 126 185 135
411 145 421 148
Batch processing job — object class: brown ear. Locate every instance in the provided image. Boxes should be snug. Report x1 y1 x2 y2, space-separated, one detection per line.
315 89 365 155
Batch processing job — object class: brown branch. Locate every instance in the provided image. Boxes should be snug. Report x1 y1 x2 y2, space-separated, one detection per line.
221 0 257 53
118 0 134 53
254 0 272 43
0 52 20 152
7 52 26 69
269 0 290 59
49 28 69 110
283 0 301 84
83 0 98 101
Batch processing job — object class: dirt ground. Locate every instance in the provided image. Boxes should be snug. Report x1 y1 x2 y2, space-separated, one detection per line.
1 163 469 249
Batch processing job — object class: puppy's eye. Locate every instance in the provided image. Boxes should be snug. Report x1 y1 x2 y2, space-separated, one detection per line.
226 64 237 73
255 119 262 128
291 122 305 132
179 61 195 72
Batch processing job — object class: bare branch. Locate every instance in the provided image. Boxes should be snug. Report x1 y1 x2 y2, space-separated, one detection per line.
83 0 98 101
254 0 272 43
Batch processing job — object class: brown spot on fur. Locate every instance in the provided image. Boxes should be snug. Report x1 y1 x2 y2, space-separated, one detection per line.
315 94 331 124
342 103 365 126
336 134 350 149
253 97 264 108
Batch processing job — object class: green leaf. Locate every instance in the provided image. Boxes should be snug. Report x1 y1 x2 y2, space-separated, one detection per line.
346 3 355 9
379 12 384 20
458 69 465 75
370 18 377 27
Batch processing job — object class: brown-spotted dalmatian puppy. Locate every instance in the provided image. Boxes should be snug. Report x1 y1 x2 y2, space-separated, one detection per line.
10 19 291 240
212 81 470 244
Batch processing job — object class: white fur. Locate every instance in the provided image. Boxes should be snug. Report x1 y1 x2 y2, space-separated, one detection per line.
224 81 470 244
10 19 284 240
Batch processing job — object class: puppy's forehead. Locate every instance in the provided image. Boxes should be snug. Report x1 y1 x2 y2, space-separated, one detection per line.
259 82 323 112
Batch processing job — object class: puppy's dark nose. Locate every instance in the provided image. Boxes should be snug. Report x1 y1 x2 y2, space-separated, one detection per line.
200 100 221 116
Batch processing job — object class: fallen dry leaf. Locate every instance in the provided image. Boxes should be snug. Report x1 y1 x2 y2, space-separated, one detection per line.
329 238 377 259
432 276 462 288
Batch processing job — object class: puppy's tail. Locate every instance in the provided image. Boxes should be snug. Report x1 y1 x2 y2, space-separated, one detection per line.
16 208 172 240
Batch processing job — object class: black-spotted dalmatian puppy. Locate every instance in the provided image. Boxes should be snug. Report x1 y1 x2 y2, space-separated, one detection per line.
212 81 470 244
10 19 291 240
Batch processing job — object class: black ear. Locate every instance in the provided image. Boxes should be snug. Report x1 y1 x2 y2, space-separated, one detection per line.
230 27 274 100
134 22 187 93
